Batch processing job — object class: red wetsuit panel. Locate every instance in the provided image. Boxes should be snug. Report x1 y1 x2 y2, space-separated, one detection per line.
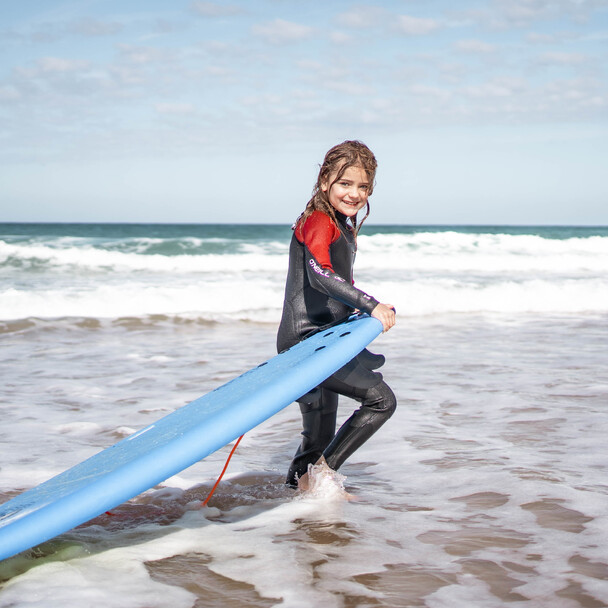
294 211 341 271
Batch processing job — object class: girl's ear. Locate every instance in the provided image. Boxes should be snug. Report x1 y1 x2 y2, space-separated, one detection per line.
320 178 328 193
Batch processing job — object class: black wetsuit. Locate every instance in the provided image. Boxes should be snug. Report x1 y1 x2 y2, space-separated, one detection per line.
277 210 397 487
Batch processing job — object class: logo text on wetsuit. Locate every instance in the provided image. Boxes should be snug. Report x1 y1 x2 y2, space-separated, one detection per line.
309 258 345 282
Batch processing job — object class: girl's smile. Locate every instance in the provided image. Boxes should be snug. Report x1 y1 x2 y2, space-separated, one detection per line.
322 166 370 218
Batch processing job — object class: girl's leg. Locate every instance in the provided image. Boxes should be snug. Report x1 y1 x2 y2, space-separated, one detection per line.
286 388 338 487
319 353 396 472
322 380 396 471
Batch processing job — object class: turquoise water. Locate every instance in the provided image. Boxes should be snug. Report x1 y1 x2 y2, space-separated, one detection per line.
2 222 607 242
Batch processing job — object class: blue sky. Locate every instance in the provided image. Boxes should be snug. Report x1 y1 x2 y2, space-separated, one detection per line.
1 0 607 225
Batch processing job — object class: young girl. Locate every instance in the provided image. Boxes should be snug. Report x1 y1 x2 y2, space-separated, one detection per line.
277 140 397 489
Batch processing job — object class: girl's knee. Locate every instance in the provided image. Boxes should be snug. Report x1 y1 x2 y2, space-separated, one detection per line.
365 382 397 417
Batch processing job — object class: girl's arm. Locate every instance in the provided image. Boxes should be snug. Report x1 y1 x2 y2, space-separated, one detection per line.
300 213 379 314
303 245 379 313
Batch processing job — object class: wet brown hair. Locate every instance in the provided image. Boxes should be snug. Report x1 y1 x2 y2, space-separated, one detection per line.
295 140 377 236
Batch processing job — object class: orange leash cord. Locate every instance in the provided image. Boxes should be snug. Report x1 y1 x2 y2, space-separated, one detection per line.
200 434 244 507
104 435 245 516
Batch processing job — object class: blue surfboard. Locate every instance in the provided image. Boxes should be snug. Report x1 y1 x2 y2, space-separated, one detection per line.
0 314 383 562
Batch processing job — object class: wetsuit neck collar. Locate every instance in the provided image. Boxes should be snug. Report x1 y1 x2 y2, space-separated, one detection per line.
334 211 350 227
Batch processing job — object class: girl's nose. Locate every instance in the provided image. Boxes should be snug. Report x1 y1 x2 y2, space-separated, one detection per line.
348 186 360 200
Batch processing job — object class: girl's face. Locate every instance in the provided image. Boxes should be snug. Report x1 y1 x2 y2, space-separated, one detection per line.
321 165 370 218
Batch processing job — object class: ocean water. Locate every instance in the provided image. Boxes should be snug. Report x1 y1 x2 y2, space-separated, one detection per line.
1 222 607 607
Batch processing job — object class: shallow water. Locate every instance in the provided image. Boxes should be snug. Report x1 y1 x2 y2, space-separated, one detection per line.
1 312 608 607
2 223 608 606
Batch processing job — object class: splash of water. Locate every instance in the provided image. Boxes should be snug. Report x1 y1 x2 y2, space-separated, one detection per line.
297 461 352 500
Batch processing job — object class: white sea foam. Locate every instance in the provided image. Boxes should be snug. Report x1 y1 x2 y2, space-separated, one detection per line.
54 422 104 437
2 231 607 276
0 240 288 274
1 230 607 322
360 276 608 315
2 274 605 321
0 279 285 321
357 232 608 274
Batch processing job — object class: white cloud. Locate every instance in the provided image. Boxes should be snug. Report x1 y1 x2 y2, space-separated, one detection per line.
461 81 519 99
409 84 452 101
325 80 373 96
252 18 315 45
296 59 323 71
526 32 556 44
538 51 588 65
295 58 376 98
69 18 122 37
3 17 123 45
525 31 577 44
335 5 385 28
204 65 230 77
462 0 608 29
394 15 440 36
543 77 606 107
155 102 196 114
108 64 147 86
189 1 242 17
117 44 173 65
1 0 606 180
240 93 282 107
455 39 497 54
0 85 21 101
329 31 353 44
583 96 606 107
37 57 90 73
500 0 550 24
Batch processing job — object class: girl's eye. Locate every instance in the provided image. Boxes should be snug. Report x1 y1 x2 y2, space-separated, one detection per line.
336 181 368 190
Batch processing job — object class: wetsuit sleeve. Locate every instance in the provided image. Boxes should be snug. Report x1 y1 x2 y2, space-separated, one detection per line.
300 214 379 314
